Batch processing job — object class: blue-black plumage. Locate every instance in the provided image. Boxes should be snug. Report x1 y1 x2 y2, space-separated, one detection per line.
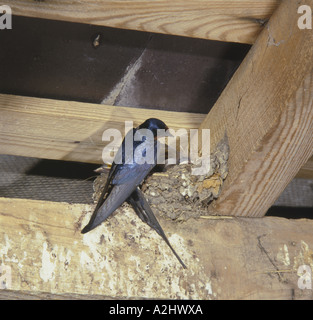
81 118 186 269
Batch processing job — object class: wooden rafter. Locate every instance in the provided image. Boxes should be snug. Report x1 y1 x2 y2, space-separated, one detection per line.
296 157 313 179
197 0 313 217
5 0 281 44
0 94 205 163
0 93 311 179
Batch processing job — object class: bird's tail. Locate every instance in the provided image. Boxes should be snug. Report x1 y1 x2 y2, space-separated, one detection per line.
81 183 134 233
129 187 187 269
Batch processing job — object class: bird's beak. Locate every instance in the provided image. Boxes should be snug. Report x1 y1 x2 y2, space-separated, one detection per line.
94 163 112 173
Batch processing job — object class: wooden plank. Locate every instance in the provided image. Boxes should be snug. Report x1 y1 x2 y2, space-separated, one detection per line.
0 92 310 180
0 290 117 300
196 0 313 217
0 94 205 164
0 197 313 299
5 0 281 44
296 156 313 179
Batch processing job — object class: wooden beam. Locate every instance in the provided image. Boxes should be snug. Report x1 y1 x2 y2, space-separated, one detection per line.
6 0 281 44
0 94 205 164
197 0 313 217
0 92 310 180
0 197 312 299
296 156 313 179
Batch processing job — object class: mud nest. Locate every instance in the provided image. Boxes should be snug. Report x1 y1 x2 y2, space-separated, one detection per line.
93 135 229 222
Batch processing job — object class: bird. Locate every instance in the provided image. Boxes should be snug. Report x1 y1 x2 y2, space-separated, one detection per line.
81 118 186 268
81 118 165 233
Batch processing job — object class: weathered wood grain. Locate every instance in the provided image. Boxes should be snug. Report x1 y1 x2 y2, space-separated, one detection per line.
5 0 281 44
0 197 312 299
0 94 205 164
0 91 311 180
197 0 313 217
296 156 313 179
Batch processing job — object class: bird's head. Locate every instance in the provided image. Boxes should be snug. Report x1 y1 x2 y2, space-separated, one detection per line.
138 118 170 137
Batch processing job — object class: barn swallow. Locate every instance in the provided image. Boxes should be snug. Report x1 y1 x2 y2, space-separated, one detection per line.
128 187 187 269
81 118 169 234
81 118 186 268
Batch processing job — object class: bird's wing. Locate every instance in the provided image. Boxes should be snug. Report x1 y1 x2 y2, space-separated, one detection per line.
82 128 158 233
128 187 187 269
82 128 136 232
82 181 134 233
81 162 155 233
111 132 156 185
91 162 118 217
